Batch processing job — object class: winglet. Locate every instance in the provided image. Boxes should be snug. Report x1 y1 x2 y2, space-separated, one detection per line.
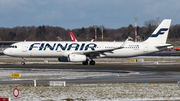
70 32 78 42
118 37 131 49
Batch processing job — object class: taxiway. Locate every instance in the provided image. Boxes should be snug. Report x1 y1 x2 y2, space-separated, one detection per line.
0 64 180 84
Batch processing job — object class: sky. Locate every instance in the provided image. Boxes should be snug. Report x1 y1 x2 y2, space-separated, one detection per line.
0 0 180 29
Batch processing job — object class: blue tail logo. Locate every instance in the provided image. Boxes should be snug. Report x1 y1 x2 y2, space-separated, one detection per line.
150 28 168 37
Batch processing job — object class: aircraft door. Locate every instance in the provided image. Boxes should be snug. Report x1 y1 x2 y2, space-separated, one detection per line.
99 45 103 49
143 44 148 52
22 42 27 52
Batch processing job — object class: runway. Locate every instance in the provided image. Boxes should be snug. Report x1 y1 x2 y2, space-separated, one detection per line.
1 63 180 72
0 64 180 84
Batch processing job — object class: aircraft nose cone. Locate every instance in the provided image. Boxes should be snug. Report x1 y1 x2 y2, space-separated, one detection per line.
3 49 9 55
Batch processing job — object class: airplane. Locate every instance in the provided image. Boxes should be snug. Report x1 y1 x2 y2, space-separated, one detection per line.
3 19 172 65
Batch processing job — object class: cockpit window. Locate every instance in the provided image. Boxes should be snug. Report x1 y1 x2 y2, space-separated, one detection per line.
9 46 17 48
9 46 12 48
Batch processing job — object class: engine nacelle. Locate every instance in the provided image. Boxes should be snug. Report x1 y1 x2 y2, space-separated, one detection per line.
58 54 86 62
69 54 86 62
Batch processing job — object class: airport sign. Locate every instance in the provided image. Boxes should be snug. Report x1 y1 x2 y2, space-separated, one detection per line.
130 59 136 62
0 98 10 101
11 73 20 77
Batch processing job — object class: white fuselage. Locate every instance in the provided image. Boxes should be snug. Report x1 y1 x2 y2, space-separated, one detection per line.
3 41 159 58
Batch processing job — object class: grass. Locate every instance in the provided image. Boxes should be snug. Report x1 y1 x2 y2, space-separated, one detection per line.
0 83 180 100
168 41 180 47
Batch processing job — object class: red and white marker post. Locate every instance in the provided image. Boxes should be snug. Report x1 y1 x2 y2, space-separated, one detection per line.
13 88 19 98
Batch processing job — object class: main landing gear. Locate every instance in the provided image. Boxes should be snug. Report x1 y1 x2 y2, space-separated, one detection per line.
82 60 95 65
89 60 95 65
21 58 25 65
82 61 88 65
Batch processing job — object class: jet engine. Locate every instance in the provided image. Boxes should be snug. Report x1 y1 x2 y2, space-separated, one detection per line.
58 54 86 62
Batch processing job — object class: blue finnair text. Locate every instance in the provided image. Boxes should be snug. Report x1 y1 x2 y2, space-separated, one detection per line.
29 43 97 51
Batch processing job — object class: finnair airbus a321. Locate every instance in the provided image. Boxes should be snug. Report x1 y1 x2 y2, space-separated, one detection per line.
3 19 173 65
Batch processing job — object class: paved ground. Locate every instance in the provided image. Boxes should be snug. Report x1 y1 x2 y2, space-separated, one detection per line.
0 64 180 84
0 63 180 71
1 63 180 71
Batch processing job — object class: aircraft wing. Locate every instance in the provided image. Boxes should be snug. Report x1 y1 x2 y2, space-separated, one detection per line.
76 48 121 55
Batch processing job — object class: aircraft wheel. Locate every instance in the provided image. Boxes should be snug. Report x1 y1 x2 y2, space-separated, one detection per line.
90 60 95 65
82 61 88 65
21 61 25 65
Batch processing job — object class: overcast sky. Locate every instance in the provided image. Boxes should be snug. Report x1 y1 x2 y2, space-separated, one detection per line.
0 0 179 29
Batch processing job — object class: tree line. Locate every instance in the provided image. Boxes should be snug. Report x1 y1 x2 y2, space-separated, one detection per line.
0 19 179 42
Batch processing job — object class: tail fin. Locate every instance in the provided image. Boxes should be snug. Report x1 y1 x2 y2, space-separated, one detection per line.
70 32 78 42
145 19 171 44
